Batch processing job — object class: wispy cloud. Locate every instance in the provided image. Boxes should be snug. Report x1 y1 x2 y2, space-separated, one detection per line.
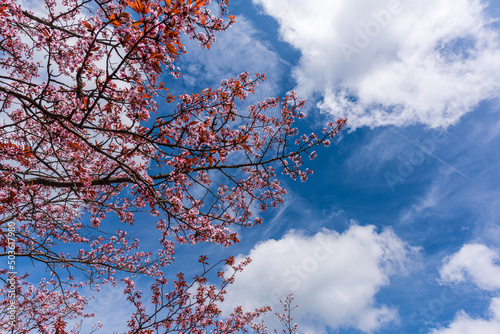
75 283 135 334
179 16 287 103
254 0 500 129
392 109 500 229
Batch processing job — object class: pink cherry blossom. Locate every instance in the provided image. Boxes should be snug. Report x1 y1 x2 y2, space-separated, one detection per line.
0 0 346 332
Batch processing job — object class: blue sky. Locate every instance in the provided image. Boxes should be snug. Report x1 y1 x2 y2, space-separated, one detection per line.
74 0 500 333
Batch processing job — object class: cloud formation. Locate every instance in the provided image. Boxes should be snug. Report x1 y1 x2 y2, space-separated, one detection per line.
253 0 500 129
432 244 500 333
440 243 500 291
429 299 500 334
221 225 415 333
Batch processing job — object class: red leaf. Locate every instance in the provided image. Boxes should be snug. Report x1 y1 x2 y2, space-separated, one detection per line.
151 61 162 74
131 21 142 28
126 0 150 15
166 43 178 56
151 53 164 61
109 13 122 27
82 20 92 30
229 233 239 244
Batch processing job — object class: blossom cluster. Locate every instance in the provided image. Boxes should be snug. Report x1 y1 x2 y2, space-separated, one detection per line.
0 0 346 332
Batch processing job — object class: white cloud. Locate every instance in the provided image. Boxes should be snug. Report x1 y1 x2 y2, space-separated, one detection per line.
398 180 450 224
72 283 134 333
440 243 500 291
432 244 500 333
253 0 500 129
429 297 500 334
220 225 416 333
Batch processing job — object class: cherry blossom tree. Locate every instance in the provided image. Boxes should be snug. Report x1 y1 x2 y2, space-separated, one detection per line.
251 294 308 334
0 0 346 332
